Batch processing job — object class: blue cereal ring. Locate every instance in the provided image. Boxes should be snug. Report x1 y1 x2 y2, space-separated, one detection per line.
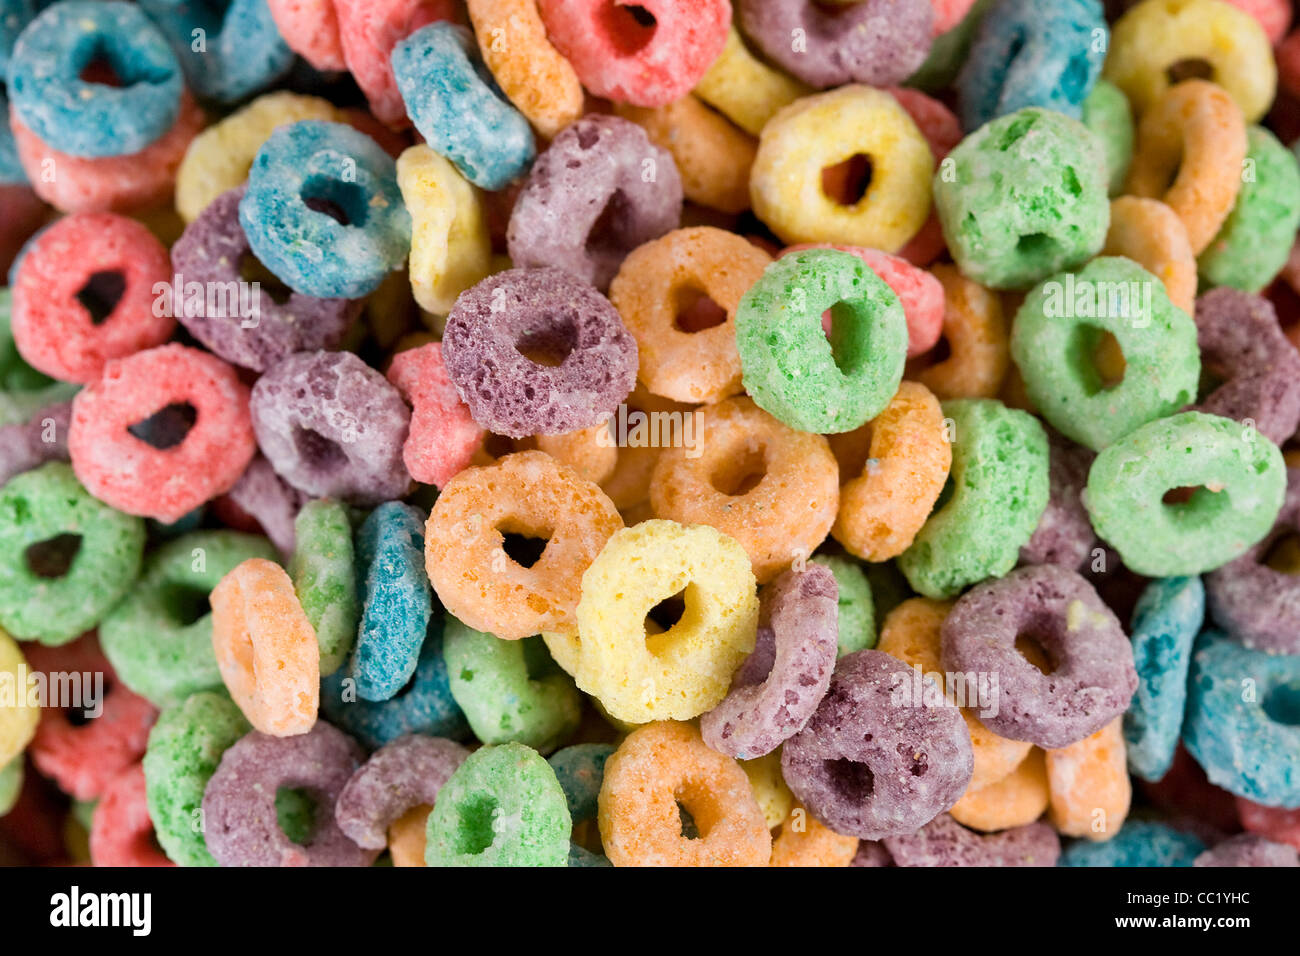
1123 576 1204 782
321 628 469 750
957 0 1105 130
1059 821 1206 867
550 743 615 867
0 94 26 186
6 0 182 158
1184 630 1300 808
392 22 534 191
0 1 38 78
350 502 432 702
138 0 293 104
239 120 411 298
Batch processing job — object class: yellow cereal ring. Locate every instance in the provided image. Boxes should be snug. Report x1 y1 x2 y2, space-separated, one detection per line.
948 748 1050 832
1045 717 1131 841
0 627 39 766
175 91 342 222
769 803 859 867
397 145 493 316
693 26 811 136
568 519 758 724
912 264 1009 400
742 748 795 830
750 85 933 252
1101 197 1197 315
1105 0 1275 123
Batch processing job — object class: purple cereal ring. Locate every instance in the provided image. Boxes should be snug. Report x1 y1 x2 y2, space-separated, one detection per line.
781 649 973 840
0 400 70 486
882 815 1061 867
736 0 933 89
701 564 838 760
1193 833 1300 867
223 454 307 557
506 115 683 291
1191 288 1300 445
941 563 1138 749
1019 430 1096 570
851 841 895 866
442 267 638 438
169 186 362 372
201 721 377 867
334 734 470 850
250 350 411 505
1206 468 1300 654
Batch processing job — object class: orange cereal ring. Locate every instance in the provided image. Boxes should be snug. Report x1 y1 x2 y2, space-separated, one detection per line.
910 263 1009 399
614 97 757 214
210 558 320 737
769 803 859 867
599 385 697 514
830 382 952 563
1045 717 1131 841
536 427 618 486
387 803 432 867
467 0 584 139
948 748 1050 832
425 450 623 639
609 227 772 404
1102 196 1197 315
649 396 839 583
598 720 772 866
876 597 1032 790
1124 80 1248 256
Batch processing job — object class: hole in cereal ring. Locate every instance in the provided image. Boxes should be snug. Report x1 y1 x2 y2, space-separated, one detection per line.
276 787 319 845
452 792 501 855
1066 323 1125 395
300 175 370 227
585 190 634 263
827 301 868 376
293 425 348 473
25 533 82 579
709 443 767 496
601 3 658 56
1161 485 1205 505
128 402 198 450
515 320 577 368
677 800 700 839
78 46 125 88
673 287 727 333
499 526 551 568
1166 58 1214 85
645 589 687 634
1015 632 1057 676
1263 681 1300 725
239 253 293 306
1014 232 1061 270
1263 534 1300 574
76 270 127 326
824 757 874 802
158 582 212 627
821 154 873 206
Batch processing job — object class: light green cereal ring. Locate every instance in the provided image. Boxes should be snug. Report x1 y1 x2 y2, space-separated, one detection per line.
1081 79 1134 197
0 756 22 816
288 499 359 676
810 554 875 655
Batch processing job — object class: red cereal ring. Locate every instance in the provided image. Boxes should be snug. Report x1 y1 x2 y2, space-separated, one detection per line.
11 213 175 384
69 344 258 524
89 763 174 867
1237 796 1300 850
335 0 458 126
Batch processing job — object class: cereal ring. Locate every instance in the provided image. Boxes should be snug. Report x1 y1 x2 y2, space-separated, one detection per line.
883 815 1060 867
750 86 934 252
11 212 174 384
913 263 1008 400
831 381 951 563
250 350 412 505
426 450 623 640
1060 820 1205 866
335 734 469 849
1237 798 1300 850
1019 431 1097 571
101 531 278 708
201 721 376 867
700 565 838 760
392 23 534 191
539 0 730 107
143 690 251 867
692 25 809 136
736 0 933 89
769 802 859 867
333 0 455 126
386 342 485 489
596 384 693 515
1046 718 1131 839
1082 79 1135 197
650 397 839 583
741 749 795 830
735 248 907 434
1101 196 1196 315
550 743 614 863
781 649 973 839
932 107 1109 290
69 344 257 524
89 763 173 867
286 500 357 677
897 398 1049 599
386 804 433 867
220 455 306 558
0 627 38 765
424 741 571 867
265 0 345 71
907 0 990 91
599 720 770 866
211 557 320 737
0 462 144 645
442 268 639 438
941 564 1138 749
1084 411 1285 576
507 115 683 291
1124 80 1248 256
948 749 1049 832
1195 833 1299 867
1105 0 1275 123
810 555 875 656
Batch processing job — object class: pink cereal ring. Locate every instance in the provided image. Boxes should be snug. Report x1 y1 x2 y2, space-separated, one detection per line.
1237 796 1300 850
90 763 174 867
11 213 175 384
784 244 944 357
266 0 348 70
386 342 485 489
9 92 205 215
537 0 731 107
932 0 978 35
889 87 958 269
24 635 157 803
1226 0 1291 44
69 344 257 524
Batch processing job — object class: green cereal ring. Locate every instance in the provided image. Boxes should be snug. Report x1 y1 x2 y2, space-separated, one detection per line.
810 554 876 655
1011 257 1200 451
1197 128 1300 293
143 690 251 867
444 617 581 753
735 249 907 434
425 742 571 867
898 399 1049 599
1084 411 1285 577
0 756 22 816
288 499 359 676
1081 80 1134 198
100 531 278 707
933 108 1109 291
0 461 145 645
864 561 913 621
